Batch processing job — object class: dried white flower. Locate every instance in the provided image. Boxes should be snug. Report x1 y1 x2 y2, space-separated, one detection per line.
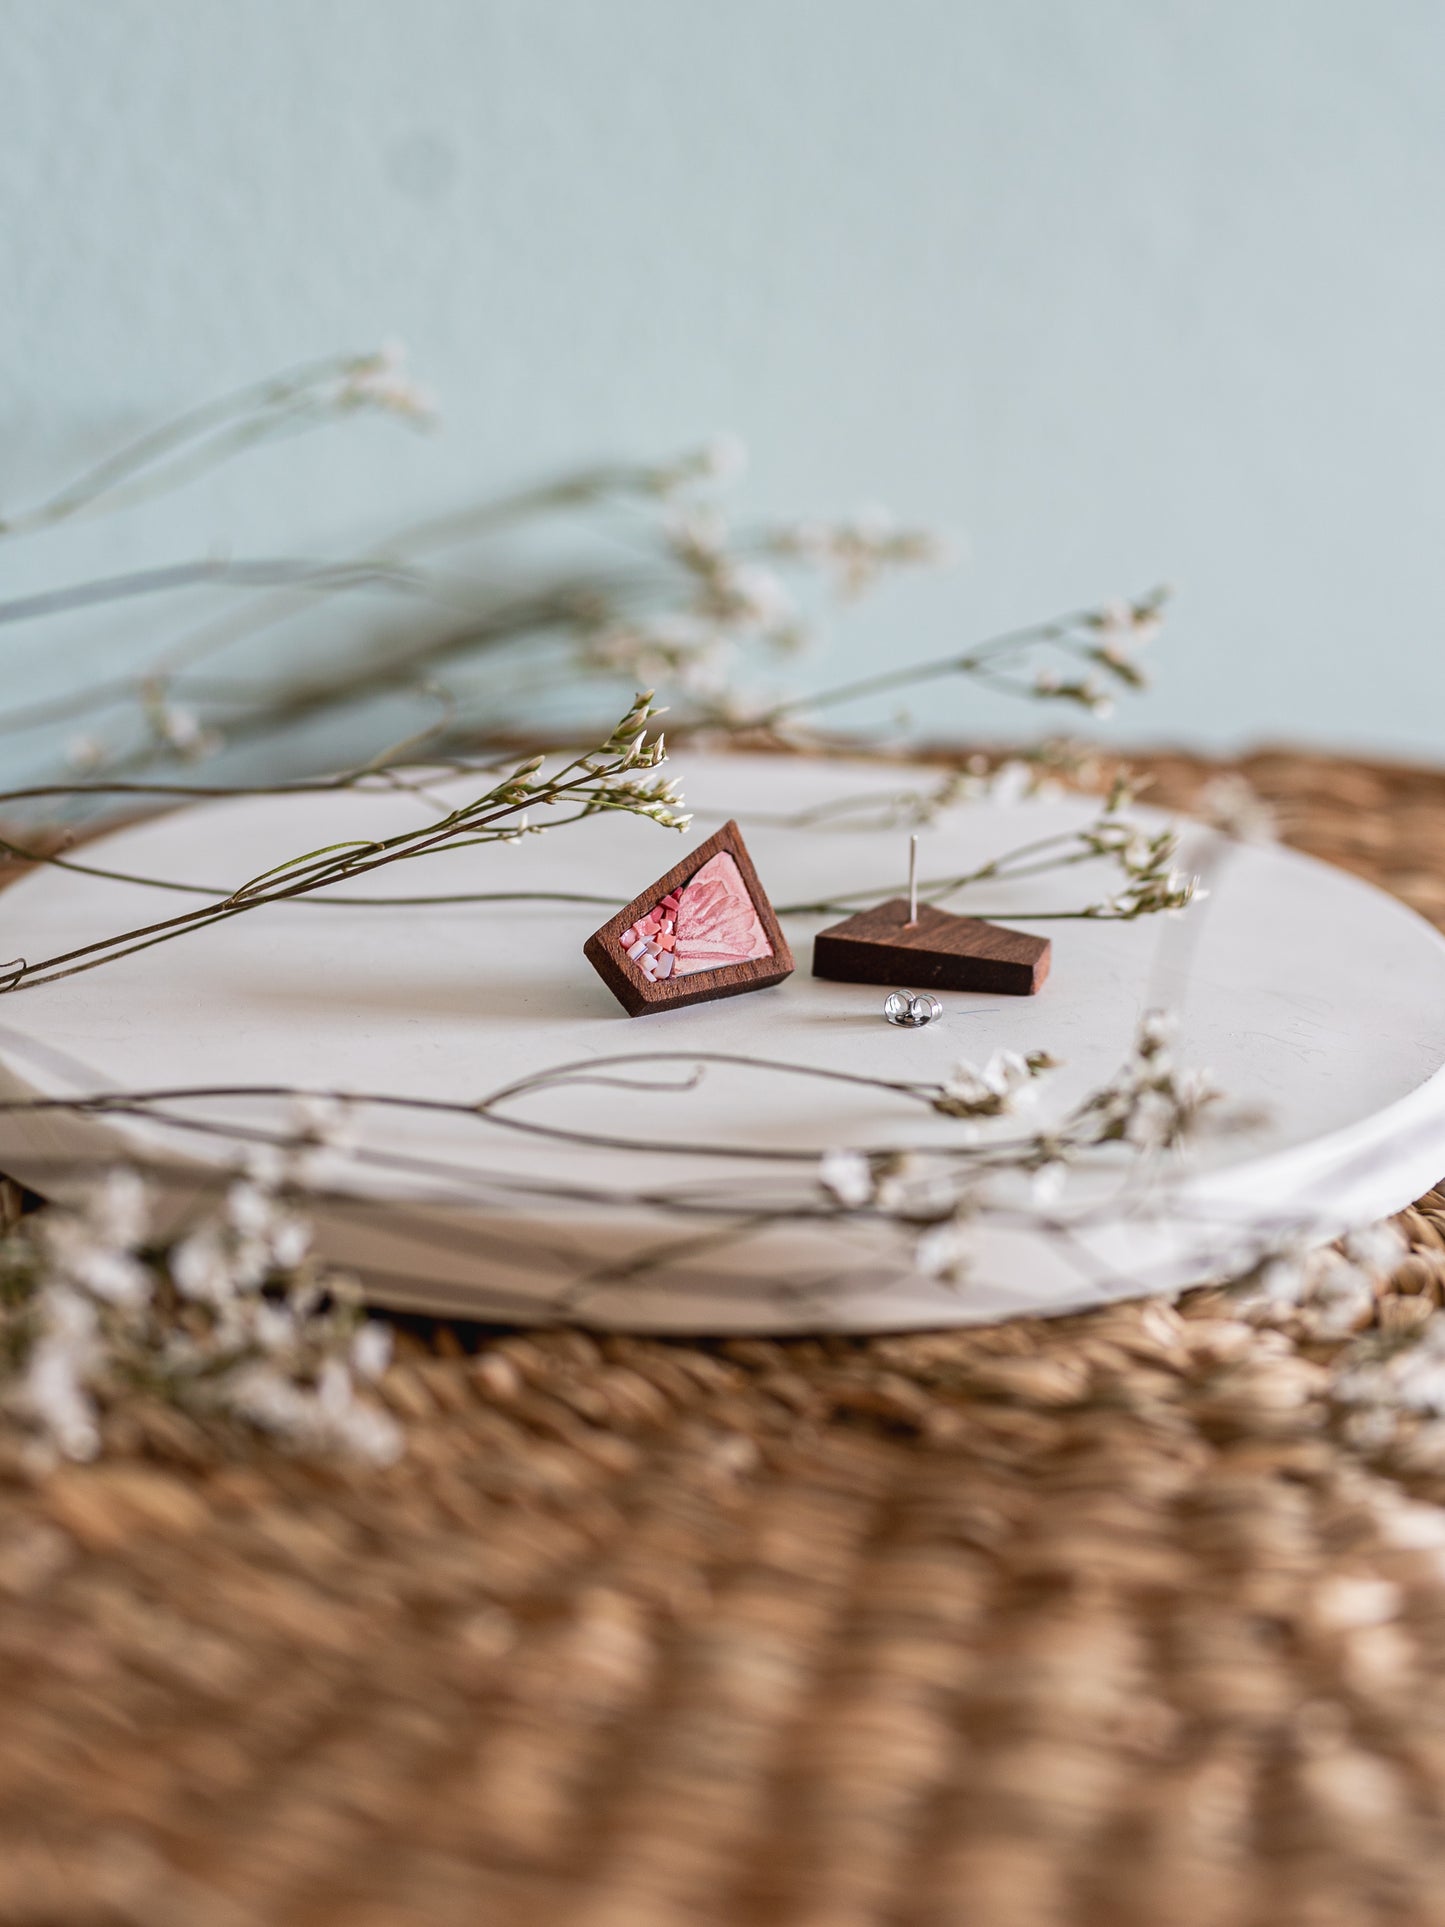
1306 1251 1378 1339
699 431 748 481
1252 1250 1312 1309
1199 774 1277 844
914 1220 971 1282
0 1156 398 1466
933 1050 1054 1120
65 734 109 773
243 1141 286 1189
1137 1010 1175 1055
1067 1012 1224 1154
85 1168 149 1248
293 1094 356 1149
1093 592 1167 650
713 562 794 634
269 1213 312 1273
1032 671 1117 714
351 1320 393 1381
226 1178 277 1241
149 700 223 761
227 1359 402 1465
338 340 438 423
820 1149 873 1209
1338 1320 1445 1416
42 1228 149 1308
664 503 729 563
40 1172 151 1307
170 1224 236 1304
874 1153 957 1218
22 1292 101 1463
768 507 950 596
1029 1161 1067 1207
1342 1222 1406 1272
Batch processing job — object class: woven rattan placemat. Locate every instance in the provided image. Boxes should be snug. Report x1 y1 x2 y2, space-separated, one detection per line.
4 747 1445 1927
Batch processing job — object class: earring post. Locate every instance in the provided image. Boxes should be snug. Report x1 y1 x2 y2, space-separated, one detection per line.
906 834 919 927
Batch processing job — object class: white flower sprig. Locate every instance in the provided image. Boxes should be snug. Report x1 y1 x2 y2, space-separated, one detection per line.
0 694 687 993
0 351 1172 803
931 1049 1057 1120
770 504 951 599
0 1009 1266 1418
1024 593 1168 717
0 345 438 544
575 459 946 715
811 1049 1062 1283
1079 817 1201 921
743 587 1172 742
775 787 1203 930
1336 1306 1445 1414
1 1130 400 1468
1221 1219 1445 1459
331 339 438 424
1066 1011 1221 1153
805 1013 1239 1289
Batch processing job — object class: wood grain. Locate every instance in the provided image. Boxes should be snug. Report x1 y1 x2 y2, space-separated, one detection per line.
583 819 795 1015
811 896 1051 996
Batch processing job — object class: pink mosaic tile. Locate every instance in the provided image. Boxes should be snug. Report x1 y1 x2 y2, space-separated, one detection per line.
616 851 774 983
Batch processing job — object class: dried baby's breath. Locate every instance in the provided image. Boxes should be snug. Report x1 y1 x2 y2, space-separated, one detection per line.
1 1126 399 1468
0 352 1295 1473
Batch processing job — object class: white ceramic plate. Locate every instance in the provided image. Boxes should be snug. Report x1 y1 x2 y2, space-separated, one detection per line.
2 753 1443 1331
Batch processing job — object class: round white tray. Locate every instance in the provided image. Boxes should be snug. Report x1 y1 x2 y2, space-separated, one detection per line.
2 753 1444 1331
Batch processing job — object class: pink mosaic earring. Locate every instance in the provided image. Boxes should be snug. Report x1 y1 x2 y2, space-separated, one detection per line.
584 821 794 1015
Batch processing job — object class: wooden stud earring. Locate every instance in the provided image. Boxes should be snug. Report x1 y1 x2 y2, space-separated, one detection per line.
585 820 794 1016
812 835 1050 997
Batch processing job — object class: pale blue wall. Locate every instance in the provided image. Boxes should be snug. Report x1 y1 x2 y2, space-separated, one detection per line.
4 0 1444 758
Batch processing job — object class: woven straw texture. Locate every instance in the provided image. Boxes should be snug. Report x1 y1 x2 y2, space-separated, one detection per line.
4 747 1445 1927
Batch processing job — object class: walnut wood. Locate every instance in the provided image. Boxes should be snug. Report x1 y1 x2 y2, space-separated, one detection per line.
811 897 1051 996
584 820 795 1016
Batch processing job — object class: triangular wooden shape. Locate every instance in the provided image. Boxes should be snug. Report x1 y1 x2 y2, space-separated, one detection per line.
584 820 795 1016
812 898 1050 996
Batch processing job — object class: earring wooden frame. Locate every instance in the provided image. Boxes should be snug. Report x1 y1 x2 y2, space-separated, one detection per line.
811 899 1051 996
584 820 795 1016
